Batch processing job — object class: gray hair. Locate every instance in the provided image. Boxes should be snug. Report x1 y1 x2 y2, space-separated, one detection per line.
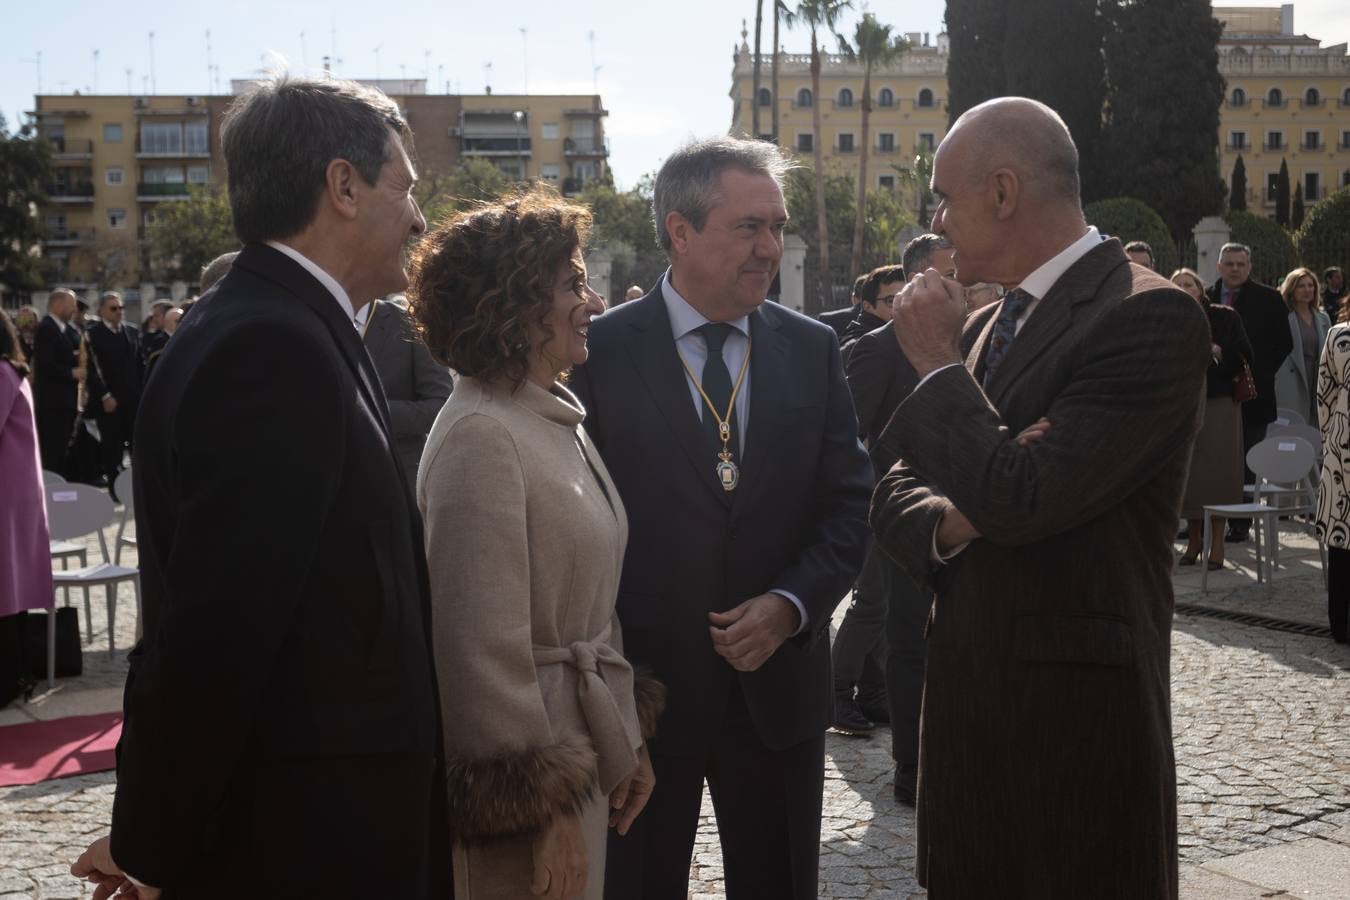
1219 242 1252 259
652 136 793 252
221 75 409 243
200 251 240 293
901 233 953 274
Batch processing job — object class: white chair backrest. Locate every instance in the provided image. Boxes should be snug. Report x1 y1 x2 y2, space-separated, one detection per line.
1273 408 1307 427
114 467 134 512
42 470 67 485
1248 436 1317 486
45 483 117 543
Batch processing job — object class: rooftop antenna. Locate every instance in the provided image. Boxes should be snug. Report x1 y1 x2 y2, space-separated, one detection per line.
301 31 308 71
125 67 132 94
373 44 382 80
400 62 407 86
148 32 157 93
424 49 431 81
142 74 150 95
484 61 492 94
520 28 528 94
20 52 42 95
589 31 600 95
92 49 99 93
206 30 213 93
438 63 445 93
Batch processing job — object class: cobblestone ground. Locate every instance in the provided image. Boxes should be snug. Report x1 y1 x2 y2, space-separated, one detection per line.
2 533 1349 898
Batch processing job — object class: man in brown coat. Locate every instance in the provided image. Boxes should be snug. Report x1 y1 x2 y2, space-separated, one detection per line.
871 97 1209 898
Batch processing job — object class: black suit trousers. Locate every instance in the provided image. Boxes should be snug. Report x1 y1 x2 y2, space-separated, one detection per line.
37 408 75 475
831 541 888 702
883 554 930 786
605 682 825 900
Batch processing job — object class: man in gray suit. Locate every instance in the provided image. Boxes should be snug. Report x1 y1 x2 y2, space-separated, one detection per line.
356 297 452 478
871 97 1209 898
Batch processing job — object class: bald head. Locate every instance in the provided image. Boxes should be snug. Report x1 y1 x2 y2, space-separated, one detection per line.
48 288 77 321
942 97 1081 206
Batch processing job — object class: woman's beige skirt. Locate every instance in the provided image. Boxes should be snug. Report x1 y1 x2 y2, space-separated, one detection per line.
1181 395 1245 519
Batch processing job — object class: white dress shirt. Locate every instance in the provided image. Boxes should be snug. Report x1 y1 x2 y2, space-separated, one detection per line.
660 270 808 632
45 313 68 334
265 240 355 322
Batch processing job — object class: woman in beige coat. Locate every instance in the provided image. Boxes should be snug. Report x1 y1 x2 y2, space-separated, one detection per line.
407 189 663 900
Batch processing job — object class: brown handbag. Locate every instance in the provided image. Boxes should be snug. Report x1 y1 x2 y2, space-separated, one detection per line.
1232 359 1258 402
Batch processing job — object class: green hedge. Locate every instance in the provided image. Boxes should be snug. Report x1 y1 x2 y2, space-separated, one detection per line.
1223 210 1298 287
1083 198 1178 275
1294 187 1350 276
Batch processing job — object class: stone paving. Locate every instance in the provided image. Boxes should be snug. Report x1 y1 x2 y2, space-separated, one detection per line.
2 526 1349 898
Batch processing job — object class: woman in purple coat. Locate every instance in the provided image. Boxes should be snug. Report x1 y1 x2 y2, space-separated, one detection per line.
0 309 53 618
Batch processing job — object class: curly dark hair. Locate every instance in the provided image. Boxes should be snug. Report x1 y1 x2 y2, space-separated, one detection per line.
0 309 30 378
407 187 593 386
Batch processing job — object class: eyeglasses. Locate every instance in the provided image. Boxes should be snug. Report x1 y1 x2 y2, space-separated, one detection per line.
876 291 903 305
107 305 124 311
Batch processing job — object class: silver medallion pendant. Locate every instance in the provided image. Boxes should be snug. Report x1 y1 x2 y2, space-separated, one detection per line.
717 450 740 491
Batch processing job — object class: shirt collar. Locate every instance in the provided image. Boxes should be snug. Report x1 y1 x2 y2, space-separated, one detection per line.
660 269 751 340
46 313 68 333
101 318 121 333
1016 226 1102 301
266 240 355 322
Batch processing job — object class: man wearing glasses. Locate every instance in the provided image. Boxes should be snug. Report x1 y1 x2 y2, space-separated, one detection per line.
86 290 142 494
840 266 903 361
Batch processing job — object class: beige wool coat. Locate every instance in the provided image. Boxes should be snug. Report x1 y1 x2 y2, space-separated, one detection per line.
418 376 663 896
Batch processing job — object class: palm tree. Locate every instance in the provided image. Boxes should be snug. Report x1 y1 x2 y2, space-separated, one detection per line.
792 0 853 313
840 13 907 282
893 149 935 228
771 1 790 142
753 0 764 138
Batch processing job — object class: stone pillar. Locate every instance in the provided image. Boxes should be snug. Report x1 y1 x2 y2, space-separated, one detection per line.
780 234 808 313
171 281 188 302
1193 216 1231 281
586 247 612 305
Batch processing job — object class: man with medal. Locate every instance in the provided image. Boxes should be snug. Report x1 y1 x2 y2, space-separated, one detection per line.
572 136 873 900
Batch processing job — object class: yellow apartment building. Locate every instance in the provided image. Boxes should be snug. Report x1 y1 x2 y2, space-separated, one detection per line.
31 79 608 294
729 3 1350 221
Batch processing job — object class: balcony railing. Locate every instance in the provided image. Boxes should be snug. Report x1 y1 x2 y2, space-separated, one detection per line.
1228 141 1248 151
136 138 210 158
1263 140 1284 151
46 183 96 201
834 144 857 154
461 137 532 156
875 144 898 154
1301 97 1326 109
137 182 192 200
1263 97 1287 108
1228 97 1248 107
563 137 609 157
49 138 95 157
45 226 94 246
1302 140 1322 151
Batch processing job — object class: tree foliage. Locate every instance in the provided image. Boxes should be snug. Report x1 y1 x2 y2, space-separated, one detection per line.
1083 197 1178 275
415 158 518 227
577 173 668 302
0 114 54 293
1275 158 1291 228
1230 155 1248 212
1292 184 1305 231
146 185 238 285
944 0 1007 126
1295 187 1350 275
1099 0 1225 238
783 166 914 286
1224 210 1297 286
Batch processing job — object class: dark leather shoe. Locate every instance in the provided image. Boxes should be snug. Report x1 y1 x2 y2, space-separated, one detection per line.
894 778 916 807
858 701 890 725
831 700 875 737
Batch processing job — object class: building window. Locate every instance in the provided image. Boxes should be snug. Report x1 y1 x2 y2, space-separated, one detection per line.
1306 172 1320 202
838 133 854 153
1266 87 1284 107
918 88 935 108
108 208 127 229
1267 173 1279 201
1231 87 1247 106
1344 170 1350 189
796 88 812 107
540 164 561 182
185 120 209 154
878 174 895 191
141 122 182 154
878 132 895 152
143 166 185 184
1230 131 1247 150
1304 88 1321 107
757 88 772 107
1341 130 1350 150
796 133 813 153
540 123 560 140
187 165 209 184
1305 131 1321 150
1344 88 1350 106
105 166 123 186
918 132 936 152
103 123 123 143
758 133 773 142
838 88 854 107
878 88 894 107
1266 131 1283 150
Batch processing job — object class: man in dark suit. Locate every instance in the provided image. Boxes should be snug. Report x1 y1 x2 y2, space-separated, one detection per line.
355 296 453 480
818 273 866 341
1207 242 1293 541
85 291 142 491
839 266 900 362
872 97 1209 898
71 76 447 900
572 137 873 900
32 288 86 475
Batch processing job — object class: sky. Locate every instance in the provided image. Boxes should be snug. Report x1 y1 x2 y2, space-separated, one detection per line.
4 1 1349 189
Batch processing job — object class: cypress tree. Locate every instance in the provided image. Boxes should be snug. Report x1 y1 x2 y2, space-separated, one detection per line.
1230 155 1248 212
944 0 1007 126
1292 183 1305 230
1099 0 1225 237
1276 158 1291 227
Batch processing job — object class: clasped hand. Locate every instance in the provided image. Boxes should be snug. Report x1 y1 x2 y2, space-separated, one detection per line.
71 836 160 900
890 268 968 378
709 592 799 672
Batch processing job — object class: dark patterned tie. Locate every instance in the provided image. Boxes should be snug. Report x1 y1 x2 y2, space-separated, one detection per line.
698 322 739 458
982 288 1034 389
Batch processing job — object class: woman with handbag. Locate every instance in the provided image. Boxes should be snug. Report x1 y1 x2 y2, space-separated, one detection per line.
1173 268 1254 570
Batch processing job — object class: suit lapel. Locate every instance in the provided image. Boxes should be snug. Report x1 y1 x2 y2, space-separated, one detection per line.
362 300 393 358
965 305 1000 383
732 303 788 513
624 291 732 506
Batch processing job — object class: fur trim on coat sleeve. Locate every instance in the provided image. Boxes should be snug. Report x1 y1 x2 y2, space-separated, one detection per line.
445 738 598 839
631 667 668 742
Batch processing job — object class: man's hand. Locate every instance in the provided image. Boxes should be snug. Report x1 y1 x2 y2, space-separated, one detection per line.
71 836 161 900
1014 417 1051 447
608 743 655 836
708 593 799 672
102 395 118 414
72 366 87 383
892 269 968 378
936 505 981 555
531 812 588 899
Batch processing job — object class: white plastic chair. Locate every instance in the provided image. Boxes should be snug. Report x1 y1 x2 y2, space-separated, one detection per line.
113 467 136 565
1273 408 1307 428
1203 436 1322 590
45 483 142 667
42 469 67 485
43 470 88 619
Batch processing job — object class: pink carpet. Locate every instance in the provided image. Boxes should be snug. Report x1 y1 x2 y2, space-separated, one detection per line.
0 712 122 787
